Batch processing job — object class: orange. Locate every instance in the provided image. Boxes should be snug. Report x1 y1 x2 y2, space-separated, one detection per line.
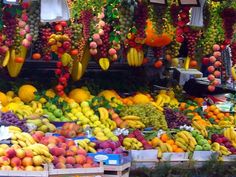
217 113 225 119
213 109 220 115
154 60 163 69
212 115 217 120
166 139 175 145
160 134 169 142
32 53 41 60
224 113 230 117
190 60 198 67
172 144 178 152
179 102 186 110
188 106 195 111
207 112 214 118
175 148 184 153
209 105 217 111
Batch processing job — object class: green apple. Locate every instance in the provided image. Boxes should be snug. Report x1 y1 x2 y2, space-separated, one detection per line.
202 144 211 151
81 101 89 108
191 130 199 137
195 145 203 151
198 139 206 146
45 102 52 108
53 109 63 118
49 104 57 112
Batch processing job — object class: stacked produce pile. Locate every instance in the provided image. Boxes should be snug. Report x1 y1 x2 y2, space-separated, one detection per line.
0 83 236 170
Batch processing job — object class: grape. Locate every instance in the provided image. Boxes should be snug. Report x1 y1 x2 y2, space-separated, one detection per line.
119 6 133 40
119 103 168 130
164 108 190 129
221 8 236 40
28 1 40 41
0 112 28 132
80 10 93 40
71 23 82 49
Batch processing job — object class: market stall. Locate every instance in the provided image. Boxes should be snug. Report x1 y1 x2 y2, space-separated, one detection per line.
0 0 236 176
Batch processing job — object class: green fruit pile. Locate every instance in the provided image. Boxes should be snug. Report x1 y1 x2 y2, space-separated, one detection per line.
119 103 168 130
192 130 211 151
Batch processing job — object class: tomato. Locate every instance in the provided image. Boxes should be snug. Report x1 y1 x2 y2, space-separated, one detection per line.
190 60 198 67
70 49 79 56
154 60 163 68
15 57 24 63
32 53 41 60
56 84 64 92
55 24 63 32
60 21 67 27
56 61 63 68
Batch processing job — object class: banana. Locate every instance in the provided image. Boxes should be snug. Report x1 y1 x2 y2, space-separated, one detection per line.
157 147 163 159
18 140 27 147
99 58 110 71
21 132 36 145
2 50 10 67
165 143 173 152
8 126 22 132
184 56 191 70
121 115 141 120
71 60 83 81
11 140 18 145
220 146 232 156
98 107 109 120
31 101 38 111
175 141 188 151
61 53 72 66
160 143 168 152
223 128 231 140
176 132 189 143
211 142 220 151
231 65 236 81
88 146 97 153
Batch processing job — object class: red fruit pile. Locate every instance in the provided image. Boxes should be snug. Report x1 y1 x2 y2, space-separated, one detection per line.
127 130 152 149
38 135 99 169
211 134 236 154
57 123 84 138
95 140 123 155
207 44 222 92
176 7 190 43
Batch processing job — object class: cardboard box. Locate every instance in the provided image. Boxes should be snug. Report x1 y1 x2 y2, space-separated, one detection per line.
131 150 158 162
88 152 131 165
173 68 203 85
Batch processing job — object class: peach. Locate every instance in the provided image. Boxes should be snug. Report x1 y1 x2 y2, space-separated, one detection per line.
209 56 216 63
214 70 221 78
16 149 25 159
1 165 12 170
208 85 215 92
32 131 45 142
13 166 23 171
66 156 76 165
57 136 66 143
47 143 56 149
207 66 215 73
83 163 92 168
212 79 220 86
35 166 44 171
22 157 33 167
11 157 22 167
66 150 76 156
58 143 67 150
77 148 87 156
75 155 86 165
213 44 220 51
25 166 35 171
0 144 9 150
48 136 58 145
52 156 58 165
50 147 65 157
69 145 78 153
0 147 6 156
92 163 99 167
213 51 221 58
73 164 82 168
66 140 75 147
66 164 74 168
58 156 66 164
6 148 16 158
25 149 34 158
86 156 94 164
214 61 222 67
0 156 10 166
208 74 215 81
55 162 66 169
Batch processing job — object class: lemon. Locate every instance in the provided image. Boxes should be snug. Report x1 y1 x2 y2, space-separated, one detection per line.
6 91 15 98
18 85 37 103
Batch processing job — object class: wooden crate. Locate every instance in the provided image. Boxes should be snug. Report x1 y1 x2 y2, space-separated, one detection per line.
103 162 131 177
0 165 48 177
48 162 104 177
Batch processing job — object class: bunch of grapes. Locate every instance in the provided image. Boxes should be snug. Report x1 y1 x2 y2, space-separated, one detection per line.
40 26 53 61
0 112 28 132
231 42 236 65
153 47 162 59
221 8 236 40
71 22 83 49
98 24 111 58
164 108 190 129
120 103 168 130
28 1 40 41
170 4 181 27
134 2 148 40
166 41 181 58
1 12 17 49
185 28 202 59
80 10 93 40
119 7 133 40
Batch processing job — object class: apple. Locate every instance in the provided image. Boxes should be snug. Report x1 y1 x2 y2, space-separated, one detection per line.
13 166 23 171
1 165 12 170
22 157 33 167
25 166 35 171
25 149 34 158
16 149 25 159
0 144 9 150
35 166 44 171
75 155 86 165
58 156 66 164
66 156 76 165
55 162 66 169
77 148 87 156
11 157 22 167
202 57 209 65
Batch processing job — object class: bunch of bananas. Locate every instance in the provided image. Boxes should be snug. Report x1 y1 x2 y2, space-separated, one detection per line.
99 58 110 71
26 118 56 133
218 116 236 128
93 127 119 142
14 104 34 120
7 46 27 78
98 107 117 130
175 131 197 152
121 115 145 129
155 90 179 109
157 143 174 159
75 139 97 153
30 101 44 115
183 56 191 70
223 127 236 147
126 48 144 67
10 131 36 147
122 137 143 150
192 121 208 138
211 142 232 156
0 49 10 67
231 65 236 81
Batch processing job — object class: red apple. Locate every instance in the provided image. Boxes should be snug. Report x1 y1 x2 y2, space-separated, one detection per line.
11 157 22 167
208 85 215 92
0 156 10 166
66 156 76 165
25 149 34 158
16 149 25 159
6 148 16 158
207 66 215 73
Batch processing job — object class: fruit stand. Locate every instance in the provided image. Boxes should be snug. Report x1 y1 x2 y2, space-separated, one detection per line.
1 0 236 177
